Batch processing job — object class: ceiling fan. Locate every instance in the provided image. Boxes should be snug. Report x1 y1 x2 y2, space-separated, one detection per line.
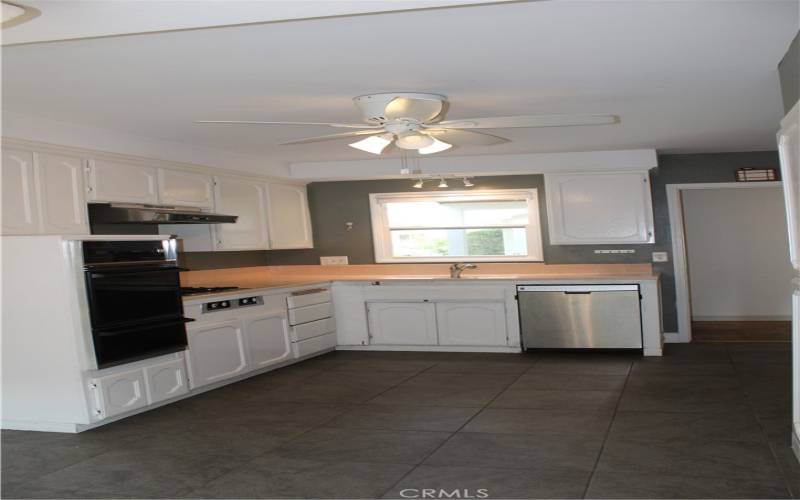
196 92 620 155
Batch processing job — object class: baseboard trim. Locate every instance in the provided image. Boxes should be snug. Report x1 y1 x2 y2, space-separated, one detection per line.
1 419 80 433
336 345 522 353
793 423 800 464
663 332 685 343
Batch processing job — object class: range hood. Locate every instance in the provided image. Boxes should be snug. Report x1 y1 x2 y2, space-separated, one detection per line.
89 203 238 224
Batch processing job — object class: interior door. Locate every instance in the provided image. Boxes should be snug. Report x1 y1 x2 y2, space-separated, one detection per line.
367 302 438 345
186 319 248 388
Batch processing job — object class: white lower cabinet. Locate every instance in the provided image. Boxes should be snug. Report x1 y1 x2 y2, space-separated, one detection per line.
243 313 293 369
91 368 148 420
186 319 248 389
436 302 508 346
144 358 188 404
367 302 438 345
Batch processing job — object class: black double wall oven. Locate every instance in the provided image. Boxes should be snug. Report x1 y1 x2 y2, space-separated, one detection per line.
83 240 191 368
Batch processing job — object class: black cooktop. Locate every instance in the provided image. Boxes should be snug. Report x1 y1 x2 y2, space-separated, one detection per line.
180 286 241 296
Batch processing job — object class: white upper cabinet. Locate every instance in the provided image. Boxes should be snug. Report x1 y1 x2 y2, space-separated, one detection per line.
37 153 88 234
158 169 214 209
243 313 292 369
436 302 508 346
266 183 314 249
545 171 655 244
1 148 40 234
87 159 158 204
367 302 438 345
213 176 270 250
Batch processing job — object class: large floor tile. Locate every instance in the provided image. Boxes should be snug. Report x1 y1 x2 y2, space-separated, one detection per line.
383 464 591 499
272 427 452 465
400 371 519 389
632 358 736 377
661 343 731 362
609 411 767 444
596 437 783 481
527 356 634 376
586 469 790 499
426 360 534 374
328 359 438 373
32 446 246 498
462 408 612 436
619 374 749 413
325 404 479 432
423 432 604 472
511 372 626 391
490 388 619 412
369 384 505 407
187 455 414 499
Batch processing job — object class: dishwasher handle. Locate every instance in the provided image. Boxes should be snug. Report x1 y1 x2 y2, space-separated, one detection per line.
564 291 592 295
516 284 639 293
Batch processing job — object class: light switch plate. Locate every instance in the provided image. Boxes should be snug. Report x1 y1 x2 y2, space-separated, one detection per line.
652 251 669 262
320 256 349 265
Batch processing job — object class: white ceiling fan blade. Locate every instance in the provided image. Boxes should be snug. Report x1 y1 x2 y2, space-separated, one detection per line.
434 114 620 129
195 120 381 129
280 129 385 146
384 97 444 122
424 128 509 146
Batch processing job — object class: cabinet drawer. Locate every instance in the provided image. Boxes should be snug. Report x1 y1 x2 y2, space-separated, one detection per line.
293 332 336 358
288 302 332 325
287 289 331 309
292 317 336 342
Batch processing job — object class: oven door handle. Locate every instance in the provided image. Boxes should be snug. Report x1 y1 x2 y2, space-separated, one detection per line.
85 266 185 276
93 317 195 336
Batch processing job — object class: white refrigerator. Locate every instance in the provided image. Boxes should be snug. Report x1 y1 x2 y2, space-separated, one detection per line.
777 100 800 461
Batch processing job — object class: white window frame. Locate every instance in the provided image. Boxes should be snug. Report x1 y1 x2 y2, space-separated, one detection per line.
369 189 544 263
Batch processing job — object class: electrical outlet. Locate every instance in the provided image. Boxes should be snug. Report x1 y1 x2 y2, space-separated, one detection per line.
320 256 349 265
652 251 669 263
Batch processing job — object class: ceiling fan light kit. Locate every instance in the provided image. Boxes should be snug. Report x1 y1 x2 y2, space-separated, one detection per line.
198 92 620 156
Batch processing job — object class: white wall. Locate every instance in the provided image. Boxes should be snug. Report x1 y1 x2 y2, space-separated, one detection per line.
683 186 793 321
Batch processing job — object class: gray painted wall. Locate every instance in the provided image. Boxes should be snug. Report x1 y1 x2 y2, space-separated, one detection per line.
268 151 782 333
779 31 800 112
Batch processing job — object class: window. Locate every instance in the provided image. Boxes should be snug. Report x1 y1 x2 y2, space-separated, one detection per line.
369 189 543 262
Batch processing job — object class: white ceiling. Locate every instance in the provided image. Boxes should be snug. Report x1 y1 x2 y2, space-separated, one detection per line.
1 1 508 45
2 0 798 177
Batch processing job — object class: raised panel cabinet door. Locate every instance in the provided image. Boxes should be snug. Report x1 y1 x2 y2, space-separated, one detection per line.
92 368 148 419
1 148 40 234
87 159 158 204
213 176 270 250
436 302 508 346
545 172 655 244
265 183 314 249
37 153 89 234
186 319 248 389
144 357 188 404
367 302 438 345
158 169 214 209
243 313 292 369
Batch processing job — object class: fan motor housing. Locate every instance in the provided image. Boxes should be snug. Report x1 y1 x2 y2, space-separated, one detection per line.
353 92 446 124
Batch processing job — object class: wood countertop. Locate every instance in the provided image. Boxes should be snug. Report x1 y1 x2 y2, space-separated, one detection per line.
180 263 659 293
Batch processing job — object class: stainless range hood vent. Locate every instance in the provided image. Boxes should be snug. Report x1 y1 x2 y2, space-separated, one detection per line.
89 203 238 224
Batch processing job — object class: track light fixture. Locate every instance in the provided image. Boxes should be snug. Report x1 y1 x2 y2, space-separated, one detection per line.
412 179 424 189
438 178 449 188
462 177 474 187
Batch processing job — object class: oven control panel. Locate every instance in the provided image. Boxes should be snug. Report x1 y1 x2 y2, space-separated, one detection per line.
202 296 263 313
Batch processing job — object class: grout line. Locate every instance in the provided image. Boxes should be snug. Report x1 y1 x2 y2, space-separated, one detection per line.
375 355 541 498
579 359 634 499
726 345 796 498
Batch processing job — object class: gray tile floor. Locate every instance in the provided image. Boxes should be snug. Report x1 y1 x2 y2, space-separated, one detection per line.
2 342 798 499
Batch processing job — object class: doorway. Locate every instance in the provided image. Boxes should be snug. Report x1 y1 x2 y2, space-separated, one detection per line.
667 182 791 342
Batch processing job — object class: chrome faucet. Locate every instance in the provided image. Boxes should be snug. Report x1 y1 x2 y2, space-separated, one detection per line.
450 262 477 279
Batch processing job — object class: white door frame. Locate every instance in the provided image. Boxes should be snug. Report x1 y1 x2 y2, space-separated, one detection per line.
666 181 783 343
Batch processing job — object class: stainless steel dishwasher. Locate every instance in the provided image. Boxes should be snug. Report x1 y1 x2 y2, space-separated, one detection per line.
516 284 643 349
